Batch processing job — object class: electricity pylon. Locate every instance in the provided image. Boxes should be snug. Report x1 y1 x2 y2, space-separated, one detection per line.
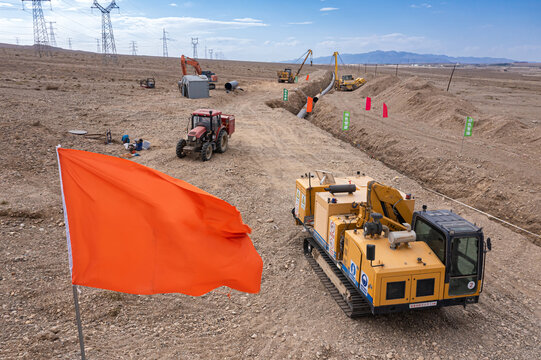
48 21 56 47
21 0 50 57
191 37 198 58
161 28 171 58
92 1 119 63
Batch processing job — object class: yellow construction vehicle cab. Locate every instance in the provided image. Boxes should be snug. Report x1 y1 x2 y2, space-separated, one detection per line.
333 52 366 91
293 171 491 316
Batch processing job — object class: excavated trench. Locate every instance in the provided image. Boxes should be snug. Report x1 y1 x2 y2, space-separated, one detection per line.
265 70 333 116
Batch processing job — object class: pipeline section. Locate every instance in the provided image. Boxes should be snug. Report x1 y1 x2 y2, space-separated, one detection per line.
297 72 335 119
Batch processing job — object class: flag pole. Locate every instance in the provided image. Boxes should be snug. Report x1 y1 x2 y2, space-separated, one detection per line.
72 285 86 360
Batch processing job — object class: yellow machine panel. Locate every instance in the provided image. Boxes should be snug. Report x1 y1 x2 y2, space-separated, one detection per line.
314 191 365 244
328 214 358 260
344 230 445 307
295 177 351 224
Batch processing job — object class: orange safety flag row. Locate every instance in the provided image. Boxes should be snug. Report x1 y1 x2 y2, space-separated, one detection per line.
56 147 263 296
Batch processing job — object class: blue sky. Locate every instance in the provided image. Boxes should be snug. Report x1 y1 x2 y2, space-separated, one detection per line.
0 0 540 61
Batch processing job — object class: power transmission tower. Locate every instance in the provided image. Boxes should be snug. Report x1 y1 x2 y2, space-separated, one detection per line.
191 37 198 58
48 21 56 47
68 37 72 50
208 48 213 60
16 37 20 45
130 41 137 56
160 28 171 57
204 45 207 59
92 1 119 64
96 38 101 53
21 0 51 57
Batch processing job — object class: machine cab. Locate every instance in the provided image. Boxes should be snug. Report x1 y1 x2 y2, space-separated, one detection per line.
412 209 488 298
342 75 353 81
189 110 221 130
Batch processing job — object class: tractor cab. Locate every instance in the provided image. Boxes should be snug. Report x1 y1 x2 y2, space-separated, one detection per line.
412 208 490 301
342 75 354 81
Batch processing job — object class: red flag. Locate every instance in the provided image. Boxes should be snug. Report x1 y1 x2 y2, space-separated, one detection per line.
365 97 371 111
306 97 313 113
306 74 310 81
56 147 262 296
383 103 388 118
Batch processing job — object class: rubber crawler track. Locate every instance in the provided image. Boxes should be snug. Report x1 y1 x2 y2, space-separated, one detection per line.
303 237 372 317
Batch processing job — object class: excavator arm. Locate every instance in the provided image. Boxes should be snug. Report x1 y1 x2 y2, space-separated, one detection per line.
294 49 313 79
180 55 202 76
359 181 415 231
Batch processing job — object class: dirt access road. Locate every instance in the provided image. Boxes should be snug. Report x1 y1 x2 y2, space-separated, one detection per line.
1 47 540 359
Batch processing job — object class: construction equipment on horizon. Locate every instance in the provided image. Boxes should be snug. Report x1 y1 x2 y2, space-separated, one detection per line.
333 51 366 91
176 109 235 161
180 55 218 89
293 170 491 317
278 49 313 83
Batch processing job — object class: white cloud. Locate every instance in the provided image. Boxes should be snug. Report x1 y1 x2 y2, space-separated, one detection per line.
233 18 263 23
288 21 313 25
169 3 178 7
410 3 432 8
320 7 338 11
0 2 14 7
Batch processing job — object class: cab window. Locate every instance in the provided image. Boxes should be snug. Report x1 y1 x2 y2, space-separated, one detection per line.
450 237 479 277
212 116 220 129
414 218 446 263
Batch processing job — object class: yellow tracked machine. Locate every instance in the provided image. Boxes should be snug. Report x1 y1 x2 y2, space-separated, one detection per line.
292 170 491 317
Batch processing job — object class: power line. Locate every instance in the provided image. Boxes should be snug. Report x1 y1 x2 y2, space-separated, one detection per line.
92 1 119 64
21 0 51 57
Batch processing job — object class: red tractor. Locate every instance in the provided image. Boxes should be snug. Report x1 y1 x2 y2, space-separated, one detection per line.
176 109 235 161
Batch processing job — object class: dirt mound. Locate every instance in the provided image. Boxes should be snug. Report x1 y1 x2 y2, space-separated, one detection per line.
265 70 332 114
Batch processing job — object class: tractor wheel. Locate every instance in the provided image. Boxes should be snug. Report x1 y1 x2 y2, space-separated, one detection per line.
216 130 228 153
201 142 213 161
176 139 186 158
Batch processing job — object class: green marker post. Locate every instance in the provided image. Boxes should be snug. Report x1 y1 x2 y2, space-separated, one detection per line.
460 116 474 155
283 89 288 101
342 111 351 131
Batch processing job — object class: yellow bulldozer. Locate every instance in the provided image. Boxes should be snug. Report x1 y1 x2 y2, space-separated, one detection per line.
333 52 366 91
293 170 491 317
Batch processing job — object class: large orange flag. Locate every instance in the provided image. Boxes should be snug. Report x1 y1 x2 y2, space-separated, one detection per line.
56 147 262 296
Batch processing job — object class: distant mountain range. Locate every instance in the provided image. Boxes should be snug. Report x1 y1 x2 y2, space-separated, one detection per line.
286 50 516 65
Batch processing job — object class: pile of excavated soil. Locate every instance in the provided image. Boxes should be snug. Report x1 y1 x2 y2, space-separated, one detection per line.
309 76 541 240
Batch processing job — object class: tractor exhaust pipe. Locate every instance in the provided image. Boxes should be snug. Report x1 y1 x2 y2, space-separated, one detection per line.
225 81 239 91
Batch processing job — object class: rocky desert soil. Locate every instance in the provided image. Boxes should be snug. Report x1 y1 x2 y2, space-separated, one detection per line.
1 46 540 359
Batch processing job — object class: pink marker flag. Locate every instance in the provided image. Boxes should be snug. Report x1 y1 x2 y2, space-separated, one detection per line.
383 103 388 118
365 97 371 111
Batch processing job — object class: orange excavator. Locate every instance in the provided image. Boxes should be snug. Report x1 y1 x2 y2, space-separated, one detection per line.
180 55 218 89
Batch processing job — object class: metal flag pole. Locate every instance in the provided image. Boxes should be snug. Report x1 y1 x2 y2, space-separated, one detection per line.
72 285 86 360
